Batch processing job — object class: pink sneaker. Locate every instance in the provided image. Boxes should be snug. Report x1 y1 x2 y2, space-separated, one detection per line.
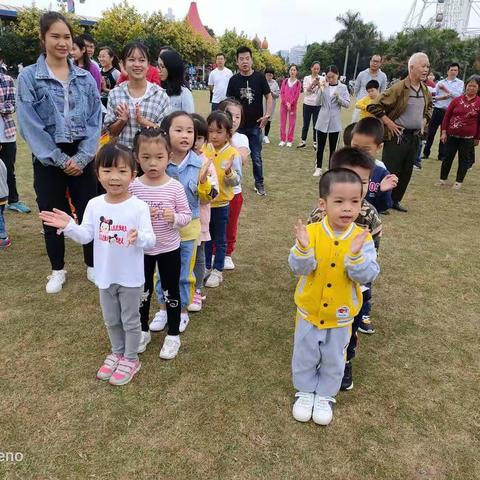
187 290 203 312
96 353 122 381
109 357 141 386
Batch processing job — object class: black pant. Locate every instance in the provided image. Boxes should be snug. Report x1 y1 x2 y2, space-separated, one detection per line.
34 143 96 270
382 134 420 203
441 136 473 183
346 288 371 362
424 107 446 160
316 131 339 168
140 249 181 335
0 142 18 203
301 105 320 142
264 120 272 137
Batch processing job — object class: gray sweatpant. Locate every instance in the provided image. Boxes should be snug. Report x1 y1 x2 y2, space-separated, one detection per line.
99 284 143 360
193 242 205 291
292 318 351 397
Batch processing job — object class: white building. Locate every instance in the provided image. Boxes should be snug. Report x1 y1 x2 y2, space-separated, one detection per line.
289 45 307 65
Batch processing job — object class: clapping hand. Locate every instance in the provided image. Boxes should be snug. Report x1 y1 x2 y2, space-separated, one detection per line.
149 206 159 219
199 158 213 184
380 174 399 192
294 219 310 249
224 155 235 175
116 102 130 122
127 228 138 246
162 208 175 224
39 208 71 232
350 229 369 255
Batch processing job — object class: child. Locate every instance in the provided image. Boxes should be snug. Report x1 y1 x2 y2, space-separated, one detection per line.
188 114 219 312
308 147 383 391
279 64 302 147
218 98 250 270
355 79 379 119
39 143 155 386
150 112 213 332
0 158 11 249
290 168 379 425
129 128 192 359
203 111 242 287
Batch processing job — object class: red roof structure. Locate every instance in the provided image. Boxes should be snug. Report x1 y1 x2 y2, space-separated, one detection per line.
185 2 213 41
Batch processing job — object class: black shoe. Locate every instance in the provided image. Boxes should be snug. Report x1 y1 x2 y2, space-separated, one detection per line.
341 361 353 391
379 210 390 215
358 316 376 334
392 202 408 212
254 183 266 196
422 153 429 159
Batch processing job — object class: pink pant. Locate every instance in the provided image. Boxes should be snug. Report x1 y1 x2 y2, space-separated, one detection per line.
280 103 297 142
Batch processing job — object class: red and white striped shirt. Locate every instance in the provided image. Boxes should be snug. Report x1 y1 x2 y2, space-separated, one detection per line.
129 177 192 255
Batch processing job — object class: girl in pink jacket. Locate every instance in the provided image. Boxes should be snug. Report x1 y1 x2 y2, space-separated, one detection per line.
279 64 302 146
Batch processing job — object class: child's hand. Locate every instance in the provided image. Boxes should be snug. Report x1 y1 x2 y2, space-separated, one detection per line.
350 229 369 255
199 158 213 184
224 155 235 175
116 103 130 122
127 228 138 246
162 208 175 224
380 174 399 192
294 219 310 249
39 208 71 230
149 206 159 219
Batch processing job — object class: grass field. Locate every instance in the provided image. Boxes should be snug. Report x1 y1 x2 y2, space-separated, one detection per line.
1 90 479 480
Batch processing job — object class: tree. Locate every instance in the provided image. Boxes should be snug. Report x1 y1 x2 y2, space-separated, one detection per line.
300 42 334 77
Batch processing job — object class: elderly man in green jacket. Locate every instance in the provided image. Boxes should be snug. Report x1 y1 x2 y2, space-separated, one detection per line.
367 52 433 212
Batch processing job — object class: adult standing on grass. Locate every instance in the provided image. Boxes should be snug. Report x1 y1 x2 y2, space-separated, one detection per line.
423 63 464 162
298 61 323 149
367 52 432 212
226 46 273 196
0 69 30 213
435 75 480 190
208 53 233 111
278 64 302 148
263 67 280 145
16 11 102 293
158 49 194 113
352 55 388 122
313 65 350 177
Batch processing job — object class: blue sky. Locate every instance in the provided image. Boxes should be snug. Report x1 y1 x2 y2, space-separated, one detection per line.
7 1 480 52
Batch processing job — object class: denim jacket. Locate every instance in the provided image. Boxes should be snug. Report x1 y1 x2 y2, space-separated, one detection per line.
16 55 102 169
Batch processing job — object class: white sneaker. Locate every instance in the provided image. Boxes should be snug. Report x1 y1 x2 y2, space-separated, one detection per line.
223 256 235 270
179 312 190 333
286 142 292 147
46 269 67 294
312 395 335 425
205 269 223 288
292 392 315 422
86 267 96 284
137 331 151 353
278 141 285 147
159 335 181 360
263 136 270 144
150 310 167 331
313 168 322 177
313 141 317 150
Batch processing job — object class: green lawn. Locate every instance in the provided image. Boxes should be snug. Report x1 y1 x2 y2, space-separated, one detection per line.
1 90 479 479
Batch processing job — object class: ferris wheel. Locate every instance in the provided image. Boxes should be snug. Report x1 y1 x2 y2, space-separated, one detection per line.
404 0 480 37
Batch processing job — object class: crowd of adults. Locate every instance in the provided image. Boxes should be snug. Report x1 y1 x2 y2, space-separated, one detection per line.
1 11 479 255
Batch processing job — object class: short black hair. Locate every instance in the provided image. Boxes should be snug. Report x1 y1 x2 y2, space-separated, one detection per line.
352 117 385 146
95 142 136 173
343 122 356 146
80 33 95 45
366 79 379 91
448 62 460 70
191 113 208 139
326 65 339 75
465 74 480 94
264 67 275 75
330 147 376 173
216 52 225 58
319 167 363 199
133 127 170 157
236 46 252 58
206 110 233 139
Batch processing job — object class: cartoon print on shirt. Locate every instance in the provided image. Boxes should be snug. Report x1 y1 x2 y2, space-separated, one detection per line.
99 216 128 245
240 81 254 105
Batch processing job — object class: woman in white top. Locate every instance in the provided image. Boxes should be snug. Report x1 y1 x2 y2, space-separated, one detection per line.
158 50 195 113
298 61 323 149
313 65 350 176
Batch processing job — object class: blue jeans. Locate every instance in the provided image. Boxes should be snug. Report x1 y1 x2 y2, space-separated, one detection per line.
205 205 230 271
238 126 264 185
0 205 6 238
211 102 219 111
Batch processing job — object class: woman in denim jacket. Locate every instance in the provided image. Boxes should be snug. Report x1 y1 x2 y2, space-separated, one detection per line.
16 12 102 294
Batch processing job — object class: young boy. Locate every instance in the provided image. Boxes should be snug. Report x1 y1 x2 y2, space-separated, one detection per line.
0 158 10 248
289 167 379 426
355 79 379 119
308 148 383 390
